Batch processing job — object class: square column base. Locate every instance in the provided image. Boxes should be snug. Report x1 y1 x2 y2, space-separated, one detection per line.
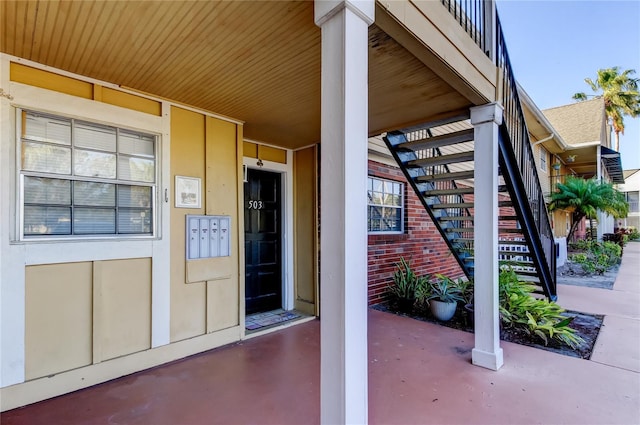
472 347 504 371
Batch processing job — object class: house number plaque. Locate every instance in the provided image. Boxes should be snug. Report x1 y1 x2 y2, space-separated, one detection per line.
247 200 264 210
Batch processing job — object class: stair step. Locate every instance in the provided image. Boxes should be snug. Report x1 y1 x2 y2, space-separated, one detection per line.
498 250 532 256
499 240 529 245
466 257 534 266
502 261 536 267
515 270 540 277
499 228 523 233
398 129 474 151
406 151 475 168
423 187 474 196
416 170 474 182
451 238 474 243
498 201 513 207
400 114 470 134
446 228 525 234
438 216 474 221
445 227 474 233
431 202 473 209
497 185 508 192
498 215 519 221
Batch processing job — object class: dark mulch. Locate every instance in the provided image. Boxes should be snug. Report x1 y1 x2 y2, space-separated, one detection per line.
372 301 603 359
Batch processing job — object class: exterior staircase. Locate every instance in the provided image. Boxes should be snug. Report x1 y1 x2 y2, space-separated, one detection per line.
380 2 558 300
383 115 557 300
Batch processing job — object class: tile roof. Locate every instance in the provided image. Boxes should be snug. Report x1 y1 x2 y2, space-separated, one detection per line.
542 98 606 146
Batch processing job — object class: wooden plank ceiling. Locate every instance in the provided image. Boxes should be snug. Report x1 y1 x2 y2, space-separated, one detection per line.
1 1 472 150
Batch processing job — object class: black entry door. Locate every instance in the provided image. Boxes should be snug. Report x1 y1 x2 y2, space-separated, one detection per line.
245 169 282 314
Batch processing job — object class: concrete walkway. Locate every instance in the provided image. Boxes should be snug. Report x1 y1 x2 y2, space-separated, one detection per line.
2 244 639 424
558 241 640 372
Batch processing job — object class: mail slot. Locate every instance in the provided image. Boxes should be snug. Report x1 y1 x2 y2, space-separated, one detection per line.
186 215 231 259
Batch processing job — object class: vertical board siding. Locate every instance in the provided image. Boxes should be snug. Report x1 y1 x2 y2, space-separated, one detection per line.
96 258 152 361
294 145 318 315
170 106 207 341
205 116 240 332
25 262 93 380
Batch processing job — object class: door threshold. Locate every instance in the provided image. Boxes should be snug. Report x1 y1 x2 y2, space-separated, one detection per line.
244 309 314 338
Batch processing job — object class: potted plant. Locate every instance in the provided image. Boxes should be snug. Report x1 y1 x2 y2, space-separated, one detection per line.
387 257 425 313
425 274 464 321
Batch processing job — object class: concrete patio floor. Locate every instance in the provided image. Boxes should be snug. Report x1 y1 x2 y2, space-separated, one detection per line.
2 243 639 425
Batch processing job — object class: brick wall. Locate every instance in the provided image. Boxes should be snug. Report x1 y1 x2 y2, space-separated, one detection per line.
367 160 465 305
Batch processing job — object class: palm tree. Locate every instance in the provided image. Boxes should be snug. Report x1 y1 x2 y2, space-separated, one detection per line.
573 67 640 151
548 176 628 241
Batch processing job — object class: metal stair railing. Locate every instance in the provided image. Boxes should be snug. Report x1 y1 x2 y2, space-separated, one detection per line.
495 13 557 300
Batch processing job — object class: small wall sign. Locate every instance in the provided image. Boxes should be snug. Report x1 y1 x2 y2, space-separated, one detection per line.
175 176 201 208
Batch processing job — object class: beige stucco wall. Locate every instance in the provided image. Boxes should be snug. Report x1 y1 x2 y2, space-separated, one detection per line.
552 210 571 238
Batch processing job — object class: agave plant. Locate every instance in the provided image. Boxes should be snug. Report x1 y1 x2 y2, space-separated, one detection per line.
424 274 464 304
388 257 426 300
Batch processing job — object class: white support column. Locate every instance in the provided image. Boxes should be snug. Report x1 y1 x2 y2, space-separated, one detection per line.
470 103 504 371
315 1 373 424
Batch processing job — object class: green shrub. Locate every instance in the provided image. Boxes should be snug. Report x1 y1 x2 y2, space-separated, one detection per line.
569 239 591 251
498 268 584 349
567 240 621 275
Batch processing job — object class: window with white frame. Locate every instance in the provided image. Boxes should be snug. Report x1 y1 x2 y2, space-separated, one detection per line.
539 146 548 171
367 176 403 233
626 191 639 213
19 110 157 238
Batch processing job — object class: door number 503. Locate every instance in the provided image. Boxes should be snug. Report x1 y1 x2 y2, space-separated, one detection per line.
248 200 265 210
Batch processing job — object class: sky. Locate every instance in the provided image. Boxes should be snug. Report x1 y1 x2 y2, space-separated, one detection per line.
496 0 640 170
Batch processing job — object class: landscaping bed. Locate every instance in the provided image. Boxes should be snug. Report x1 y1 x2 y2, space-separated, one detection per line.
372 302 603 359
379 243 624 362
557 263 619 289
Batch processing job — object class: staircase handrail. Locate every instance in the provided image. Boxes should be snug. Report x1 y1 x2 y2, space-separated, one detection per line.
495 13 557 299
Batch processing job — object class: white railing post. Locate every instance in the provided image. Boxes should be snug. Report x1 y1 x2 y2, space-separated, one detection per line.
484 0 496 62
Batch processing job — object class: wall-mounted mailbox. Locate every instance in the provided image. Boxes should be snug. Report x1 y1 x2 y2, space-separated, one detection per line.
186 215 231 260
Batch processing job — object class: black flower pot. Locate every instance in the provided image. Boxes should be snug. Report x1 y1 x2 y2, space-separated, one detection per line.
464 303 474 327
397 297 415 314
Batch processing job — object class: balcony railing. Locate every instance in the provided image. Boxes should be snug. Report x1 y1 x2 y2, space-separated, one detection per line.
441 0 491 56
